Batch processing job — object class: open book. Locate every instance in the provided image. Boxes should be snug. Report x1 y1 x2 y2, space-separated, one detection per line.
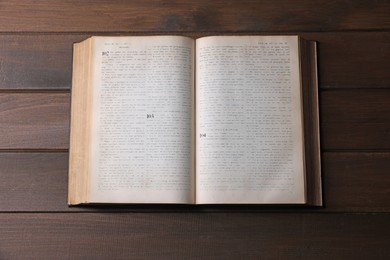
68 35 321 205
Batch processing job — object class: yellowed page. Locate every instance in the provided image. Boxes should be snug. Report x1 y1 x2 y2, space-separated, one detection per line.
88 36 195 203
68 38 93 205
195 36 305 204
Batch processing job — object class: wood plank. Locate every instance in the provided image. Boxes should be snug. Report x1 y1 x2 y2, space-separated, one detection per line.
320 89 390 150
0 35 87 90
0 93 70 149
0 153 69 211
323 152 390 211
0 152 388 212
0 213 388 259
302 32 390 89
0 0 389 32
0 32 388 90
1 90 389 150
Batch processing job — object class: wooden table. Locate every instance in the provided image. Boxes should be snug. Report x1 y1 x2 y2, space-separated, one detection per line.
0 1 389 259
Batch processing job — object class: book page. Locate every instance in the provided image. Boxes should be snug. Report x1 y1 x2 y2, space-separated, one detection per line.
88 36 195 203
196 36 305 204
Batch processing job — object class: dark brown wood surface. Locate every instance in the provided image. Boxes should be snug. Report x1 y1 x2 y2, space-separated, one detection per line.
0 0 389 259
0 213 389 259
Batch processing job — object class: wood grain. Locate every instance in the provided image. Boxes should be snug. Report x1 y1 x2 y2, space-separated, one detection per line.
0 0 389 32
0 152 388 212
0 93 70 149
0 32 388 90
0 153 68 211
0 35 87 90
303 32 390 89
0 213 388 259
322 152 390 211
320 89 390 150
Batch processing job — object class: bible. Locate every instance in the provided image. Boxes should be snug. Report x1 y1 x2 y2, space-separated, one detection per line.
68 35 322 205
